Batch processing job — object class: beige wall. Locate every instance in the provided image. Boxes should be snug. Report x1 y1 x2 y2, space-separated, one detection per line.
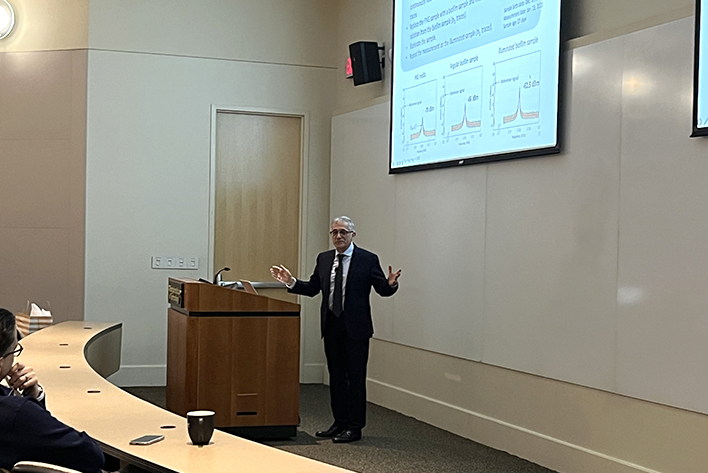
88 0 337 68
333 0 694 111
334 0 393 112
563 0 693 40
0 0 89 322
0 49 87 322
0 0 89 52
368 340 708 473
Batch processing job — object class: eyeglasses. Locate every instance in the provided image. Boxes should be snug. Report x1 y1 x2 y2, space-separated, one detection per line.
1 343 22 359
329 230 353 237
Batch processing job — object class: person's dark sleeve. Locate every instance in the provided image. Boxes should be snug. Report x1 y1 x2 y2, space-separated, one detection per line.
288 258 322 297
371 254 398 297
13 398 104 473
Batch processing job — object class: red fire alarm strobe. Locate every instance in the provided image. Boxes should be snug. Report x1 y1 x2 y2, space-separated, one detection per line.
345 57 354 79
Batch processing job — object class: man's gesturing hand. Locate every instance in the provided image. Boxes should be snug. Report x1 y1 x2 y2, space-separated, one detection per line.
270 265 294 286
388 266 402 286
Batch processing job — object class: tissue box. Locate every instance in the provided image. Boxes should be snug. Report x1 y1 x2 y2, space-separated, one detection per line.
15 303 53 337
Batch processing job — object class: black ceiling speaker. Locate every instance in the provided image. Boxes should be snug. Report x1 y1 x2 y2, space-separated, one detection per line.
349 41 383 86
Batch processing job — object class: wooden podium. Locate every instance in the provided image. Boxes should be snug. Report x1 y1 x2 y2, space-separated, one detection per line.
166 278 300 438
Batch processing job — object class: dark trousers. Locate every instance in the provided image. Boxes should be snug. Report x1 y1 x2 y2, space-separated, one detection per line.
323 311 370 432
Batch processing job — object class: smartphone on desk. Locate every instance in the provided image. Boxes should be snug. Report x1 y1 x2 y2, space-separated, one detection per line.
129 434 164 445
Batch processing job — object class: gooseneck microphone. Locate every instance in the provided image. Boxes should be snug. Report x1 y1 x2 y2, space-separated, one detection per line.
213 267 231 285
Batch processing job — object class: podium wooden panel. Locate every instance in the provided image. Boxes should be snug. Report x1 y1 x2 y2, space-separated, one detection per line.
166 278 300 437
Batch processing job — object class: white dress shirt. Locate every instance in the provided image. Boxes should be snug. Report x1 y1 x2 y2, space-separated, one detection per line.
328 243 354 311
287 243 354 312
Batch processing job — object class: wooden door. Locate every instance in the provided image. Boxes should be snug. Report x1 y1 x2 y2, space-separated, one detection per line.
214 112 301 286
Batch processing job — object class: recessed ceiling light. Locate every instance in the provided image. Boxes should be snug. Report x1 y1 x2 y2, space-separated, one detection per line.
0 0 16 40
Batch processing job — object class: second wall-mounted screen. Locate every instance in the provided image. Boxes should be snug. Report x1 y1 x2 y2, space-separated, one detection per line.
390 0 562 173
693 0 708 136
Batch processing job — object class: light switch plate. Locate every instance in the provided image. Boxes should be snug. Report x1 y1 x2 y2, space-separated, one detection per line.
152 256 199 270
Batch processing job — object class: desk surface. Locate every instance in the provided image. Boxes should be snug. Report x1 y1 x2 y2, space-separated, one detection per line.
22 322 351 473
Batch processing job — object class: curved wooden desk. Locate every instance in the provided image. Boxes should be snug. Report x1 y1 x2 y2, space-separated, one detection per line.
22 322 351 473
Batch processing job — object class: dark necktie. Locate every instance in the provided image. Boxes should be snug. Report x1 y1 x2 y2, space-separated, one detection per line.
333 254 344 317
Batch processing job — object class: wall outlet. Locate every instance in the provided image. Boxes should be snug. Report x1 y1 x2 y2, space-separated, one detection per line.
152 256 199 270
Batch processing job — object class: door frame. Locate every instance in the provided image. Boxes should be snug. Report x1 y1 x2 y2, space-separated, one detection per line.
208 104 310 285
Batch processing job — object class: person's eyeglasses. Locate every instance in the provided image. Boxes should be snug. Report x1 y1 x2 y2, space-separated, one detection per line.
1 343 22 359
329 230 352 237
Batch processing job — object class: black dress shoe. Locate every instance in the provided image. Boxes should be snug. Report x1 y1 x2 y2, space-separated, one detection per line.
315 425 345 438
332 429 362 443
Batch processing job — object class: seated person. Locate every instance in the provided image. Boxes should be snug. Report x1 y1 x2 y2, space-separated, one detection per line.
0 308 105 473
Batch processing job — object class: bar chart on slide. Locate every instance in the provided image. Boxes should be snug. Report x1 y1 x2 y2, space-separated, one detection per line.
493 51 541 130
443 67 483 138
400 80 438 146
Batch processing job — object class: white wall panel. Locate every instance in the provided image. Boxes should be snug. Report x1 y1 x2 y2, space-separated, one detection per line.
484 44 622 389
86 50 335 384
330 103 398 340
616 18 708 412
331 17 708 416
392 166 486 361
331 103 486 360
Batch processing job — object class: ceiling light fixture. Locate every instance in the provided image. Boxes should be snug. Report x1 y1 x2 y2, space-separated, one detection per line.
0 0 16 40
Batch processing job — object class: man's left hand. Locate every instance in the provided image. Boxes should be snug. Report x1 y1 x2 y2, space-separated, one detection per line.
388 266 402 286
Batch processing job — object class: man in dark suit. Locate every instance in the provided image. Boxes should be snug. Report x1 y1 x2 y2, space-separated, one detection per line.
0 308 105 473
271 216 401 443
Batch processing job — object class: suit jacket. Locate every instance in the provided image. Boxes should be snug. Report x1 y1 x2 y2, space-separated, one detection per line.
289 245 397 340
0 385 104 473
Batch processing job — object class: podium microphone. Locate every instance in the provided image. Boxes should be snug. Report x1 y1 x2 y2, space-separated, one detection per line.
213 267 231 285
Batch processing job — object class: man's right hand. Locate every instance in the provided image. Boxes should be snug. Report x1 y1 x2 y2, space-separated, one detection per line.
8 362 41 398
270 265 294 286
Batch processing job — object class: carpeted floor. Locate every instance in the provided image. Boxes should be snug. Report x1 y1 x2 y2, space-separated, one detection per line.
124 384 557 473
